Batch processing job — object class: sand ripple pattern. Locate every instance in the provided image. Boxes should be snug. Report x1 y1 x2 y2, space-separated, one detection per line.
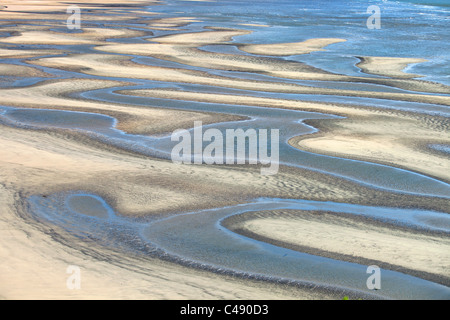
0 0 449 300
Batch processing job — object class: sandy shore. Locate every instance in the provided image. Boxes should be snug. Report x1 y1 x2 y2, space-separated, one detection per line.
223 210 450 286
0 78 245 135
29 53 450 104
239 38 347 56
92 29 449 94
357 56 428 79
0 63 52 78
120 88 450 182
0 128 337 300
0 0 449 300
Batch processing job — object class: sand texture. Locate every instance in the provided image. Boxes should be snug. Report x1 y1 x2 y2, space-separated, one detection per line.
0 0 449 300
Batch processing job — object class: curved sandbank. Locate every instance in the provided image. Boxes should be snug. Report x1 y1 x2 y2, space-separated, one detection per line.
23 192 377 300
357 56 428 79
141 197 450 299
0 78 244 135
289 114 450 184
3 188 324 300
119 88 450 182
25 191 450 299
94 29 450 94
0 63 52 78
0 48 64 59
29 53 450 105
0 0 158 13
222 209 450 286
1 122 419 299
1 0 449 300
1 28 151 46
238 38 347 56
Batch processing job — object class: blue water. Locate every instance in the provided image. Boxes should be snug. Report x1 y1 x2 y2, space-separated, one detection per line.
26 192 450 299
148 0 450 84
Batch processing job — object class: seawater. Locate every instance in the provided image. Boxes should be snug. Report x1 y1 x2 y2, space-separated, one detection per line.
148 0 450 85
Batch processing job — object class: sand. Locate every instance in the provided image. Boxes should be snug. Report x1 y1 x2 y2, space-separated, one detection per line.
223 210 450 285
0 128 335 300
119 88 450 182
94 29 449 94
0 48 64 59
0 78 245 135
357 56 428 79
30 53 450 104
0 119 386 300
2 28 150 45
239 38 347 56
0 0 449 300
290 113 450 183
0 63 52 78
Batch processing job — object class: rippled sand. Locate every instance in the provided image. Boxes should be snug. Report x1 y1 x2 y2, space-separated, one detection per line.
223 210 450 284
0 0 449 300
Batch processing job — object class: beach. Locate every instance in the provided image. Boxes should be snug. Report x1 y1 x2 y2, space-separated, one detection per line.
0 0 449 300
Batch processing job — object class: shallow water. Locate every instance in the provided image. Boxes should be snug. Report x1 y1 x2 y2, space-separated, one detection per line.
2 104 449 198
27 192 450 300
1 0 449 299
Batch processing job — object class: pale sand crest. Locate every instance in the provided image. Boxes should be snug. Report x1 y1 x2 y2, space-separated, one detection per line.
223 210 450 285
0 78 244 135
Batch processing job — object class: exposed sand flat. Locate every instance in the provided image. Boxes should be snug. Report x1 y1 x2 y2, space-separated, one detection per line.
1 28 149 45
1 75 422 213
0 48 63 59
357 56 428 79
1 0 449 300
63 27 149 41
290 113 450 183
153 28 252 44
0 12 148 21
2 109 443 216
238 23 270 28
0 0 158 21
0 63 52 78
0 0 158 11
30 53 450 104
1 110 447 299
121 88 450 182
96 33 449 94
0 130 334 300
147 17 202 28
223 210 450 283
30 52 332 90
2 31 92 45
0 79 243 135
99 39 346 82
239 38 347 56
119 87 379 116
0 121 407 299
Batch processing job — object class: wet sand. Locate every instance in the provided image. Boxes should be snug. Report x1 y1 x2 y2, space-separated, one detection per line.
356 56 428 79
239 38 347 56
223 210 450 286
0 0 449 300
